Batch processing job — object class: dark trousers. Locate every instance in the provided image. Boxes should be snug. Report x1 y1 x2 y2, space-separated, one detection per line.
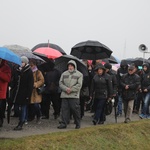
61 98 80 127
0 100 6 123
94 98 106 122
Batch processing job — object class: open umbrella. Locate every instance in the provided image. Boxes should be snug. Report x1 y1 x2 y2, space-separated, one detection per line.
71 40 113 60
132 57 149 66
0 47 21 66
4 45 44 62
31 43 66 55
33 47 63 60
54 55 88 76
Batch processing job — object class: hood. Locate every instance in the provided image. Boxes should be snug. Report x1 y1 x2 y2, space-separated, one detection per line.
94 63 106 71
120 60 128 69
67 60 77 70
142 63 149 73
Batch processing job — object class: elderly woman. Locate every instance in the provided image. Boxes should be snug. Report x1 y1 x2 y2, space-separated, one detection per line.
29 60 44 124
90 64 113 125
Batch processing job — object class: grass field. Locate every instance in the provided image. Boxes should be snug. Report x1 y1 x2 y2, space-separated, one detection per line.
0 120 149 150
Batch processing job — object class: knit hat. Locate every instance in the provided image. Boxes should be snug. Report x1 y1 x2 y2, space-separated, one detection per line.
104 63 112 70
21 56 29 64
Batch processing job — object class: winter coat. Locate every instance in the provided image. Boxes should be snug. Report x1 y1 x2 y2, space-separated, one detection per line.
117 60 128 93
59 60 83 99
0 60 11 99
107 69 118 95
30 70 44 104
90 73 113 99
13 65 34 105
120 73 141 101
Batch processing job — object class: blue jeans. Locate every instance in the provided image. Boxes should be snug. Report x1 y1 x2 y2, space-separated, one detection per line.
94 98 106 122
19 105 27 123
117 95 122 115
142 92 150 115
34 103 41 118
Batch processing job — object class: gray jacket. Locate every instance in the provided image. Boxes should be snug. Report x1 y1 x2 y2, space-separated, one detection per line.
59 60 83 99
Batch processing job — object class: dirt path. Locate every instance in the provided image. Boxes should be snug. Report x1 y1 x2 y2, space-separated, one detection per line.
0 109 141 139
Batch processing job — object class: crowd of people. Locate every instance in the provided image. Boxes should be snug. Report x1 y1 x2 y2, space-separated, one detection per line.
0 56 150 130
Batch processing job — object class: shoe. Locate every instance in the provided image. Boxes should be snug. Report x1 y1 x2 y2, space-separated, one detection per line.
54 114 59 119
146 115 150 119
14 125 23 130
24 120 28 125
36 118 41 124
57 124 66 129
41 116 49 119
124 118 131 123
98 121 104 125
92 120 97 125
139 114 147 119
0 119 3 127
75 125 80 129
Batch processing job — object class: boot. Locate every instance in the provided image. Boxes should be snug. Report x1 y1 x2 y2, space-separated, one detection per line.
14 121 24 130
0 118 3 127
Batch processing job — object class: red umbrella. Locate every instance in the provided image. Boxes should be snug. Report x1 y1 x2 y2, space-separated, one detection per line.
33 47 62 59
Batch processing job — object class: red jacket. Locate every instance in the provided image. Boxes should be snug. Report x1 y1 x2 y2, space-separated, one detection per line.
0 60 11 99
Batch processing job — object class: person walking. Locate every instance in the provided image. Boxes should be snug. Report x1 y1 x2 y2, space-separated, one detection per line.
139 63 150 119
57 60 83 129
120 65 140 123
13 56 34 130
0 59 11 127
117 60 128 116
90 64 113 125
29 60 44 124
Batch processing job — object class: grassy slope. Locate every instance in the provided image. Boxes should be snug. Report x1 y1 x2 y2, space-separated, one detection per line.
0 120 149 150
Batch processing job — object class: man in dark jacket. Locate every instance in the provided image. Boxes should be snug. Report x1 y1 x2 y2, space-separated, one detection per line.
120 65 140 123
0 59 11 127
117 60 128 116
13 56 34 130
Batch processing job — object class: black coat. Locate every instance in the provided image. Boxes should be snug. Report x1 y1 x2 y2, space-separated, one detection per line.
141 70 150 92
90 73 113 99
12 65 34 105
120 73 140 101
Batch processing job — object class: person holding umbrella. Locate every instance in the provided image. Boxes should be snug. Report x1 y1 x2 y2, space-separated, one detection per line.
0 59 11 127
13 56 34 130
57 60 83 129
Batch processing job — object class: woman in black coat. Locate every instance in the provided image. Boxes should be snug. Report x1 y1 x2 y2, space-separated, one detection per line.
13 56 34 130
90 64 113 125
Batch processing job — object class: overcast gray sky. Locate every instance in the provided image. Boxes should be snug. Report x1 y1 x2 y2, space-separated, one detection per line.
1 0 150 60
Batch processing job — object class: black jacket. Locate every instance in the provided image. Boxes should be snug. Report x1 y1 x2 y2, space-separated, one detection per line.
12 65 34 105
107 69 118 95
141 70 150 92
90 73 113 99
120 73 140 101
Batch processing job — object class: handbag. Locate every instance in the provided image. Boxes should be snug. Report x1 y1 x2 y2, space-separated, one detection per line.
37 84 46 95
105 100 113 115
35 71 46 95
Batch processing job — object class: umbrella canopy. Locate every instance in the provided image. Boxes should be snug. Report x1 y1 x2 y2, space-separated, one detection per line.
132 57 149 66
71 40 113 60
4 44 30 53
54 55 88 76
103 55 120 64
31 43 66 55
33 47 63 59
4 45 44 62
0 47 21 66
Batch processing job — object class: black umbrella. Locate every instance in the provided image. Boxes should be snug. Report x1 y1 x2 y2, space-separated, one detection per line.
70 40 113 60
54 55 88 76
103 55 118 64
31 43 66 55
132 57 149 66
